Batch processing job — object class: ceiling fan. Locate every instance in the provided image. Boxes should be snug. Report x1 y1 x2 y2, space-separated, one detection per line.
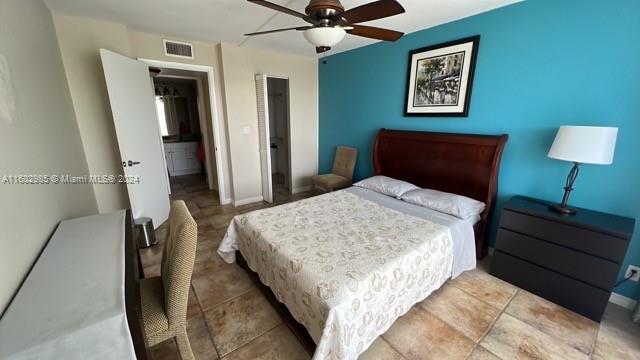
245 0 406 54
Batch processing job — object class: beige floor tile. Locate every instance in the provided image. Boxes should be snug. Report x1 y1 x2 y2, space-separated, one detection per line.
198 204 239 217
187 287 202 319
419 284 501 342
467 346 501 360
481 313 588 360
149 315 218 360
592 304 640 360
149 338 179 360
192 240 231 278
155 225 169 243
382 306 475 360
204 289 282 357
144 264 161 278
358 336 404 360
191 192 220 209
210 213 237 230
192 264 255 311
222 323 310 360
188 314 220 359
184 182 211 194
140 242 165 267
448 268 517 310
198 224 226 244
185 199 201 213
505 291 598 354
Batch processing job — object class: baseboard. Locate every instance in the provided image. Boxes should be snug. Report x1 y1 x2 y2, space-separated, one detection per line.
233 195 263 207
221 197 232 205
609 292 637 310
292 185 312 194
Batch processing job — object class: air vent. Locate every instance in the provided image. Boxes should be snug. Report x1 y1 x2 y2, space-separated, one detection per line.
163 39 194 59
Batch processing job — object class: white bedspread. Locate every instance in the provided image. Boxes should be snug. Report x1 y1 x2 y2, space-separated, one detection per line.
219 189 479 359
345 187 477 278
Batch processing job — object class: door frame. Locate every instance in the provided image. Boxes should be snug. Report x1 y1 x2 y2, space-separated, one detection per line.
265 75 292 193
138 58 230 205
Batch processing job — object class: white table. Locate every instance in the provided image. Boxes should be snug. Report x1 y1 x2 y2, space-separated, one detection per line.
0 210 137 359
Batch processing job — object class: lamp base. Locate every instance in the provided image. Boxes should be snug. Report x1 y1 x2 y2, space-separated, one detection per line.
549 204 577 215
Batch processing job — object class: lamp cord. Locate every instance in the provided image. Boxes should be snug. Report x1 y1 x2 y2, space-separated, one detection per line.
615 269 637 287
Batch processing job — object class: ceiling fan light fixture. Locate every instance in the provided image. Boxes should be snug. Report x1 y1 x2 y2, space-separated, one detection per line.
303 27 346 48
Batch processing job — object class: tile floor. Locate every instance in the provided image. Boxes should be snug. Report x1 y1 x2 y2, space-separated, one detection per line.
142 174 640 360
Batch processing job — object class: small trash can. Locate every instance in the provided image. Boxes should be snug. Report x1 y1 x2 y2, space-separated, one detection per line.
135 217 157 248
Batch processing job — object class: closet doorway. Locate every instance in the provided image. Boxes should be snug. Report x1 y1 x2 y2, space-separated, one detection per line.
256 75 291 204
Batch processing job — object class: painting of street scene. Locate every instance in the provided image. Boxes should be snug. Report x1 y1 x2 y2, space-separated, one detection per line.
413 51 464 107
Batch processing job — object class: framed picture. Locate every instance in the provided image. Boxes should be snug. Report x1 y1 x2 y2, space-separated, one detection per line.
404 35 480 117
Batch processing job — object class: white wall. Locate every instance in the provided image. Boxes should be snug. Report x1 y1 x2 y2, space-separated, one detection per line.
129 30 232 202
52 14 131 212
219 43 318 201
0 0 98 313
52 15 234 206
51 14 318 207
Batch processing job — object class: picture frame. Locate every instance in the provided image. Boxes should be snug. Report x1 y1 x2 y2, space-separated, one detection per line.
404 35 480 117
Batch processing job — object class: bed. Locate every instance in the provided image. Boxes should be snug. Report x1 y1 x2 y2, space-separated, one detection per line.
218 129 508 359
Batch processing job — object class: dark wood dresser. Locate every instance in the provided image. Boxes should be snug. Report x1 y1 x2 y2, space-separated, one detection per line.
491 195 635 322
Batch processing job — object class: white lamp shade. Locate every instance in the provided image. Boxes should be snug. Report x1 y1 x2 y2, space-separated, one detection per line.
303 27 346 48
548 125 618 164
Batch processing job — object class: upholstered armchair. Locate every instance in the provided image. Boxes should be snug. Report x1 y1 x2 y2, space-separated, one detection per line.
140 200 197 360
311 146 358 192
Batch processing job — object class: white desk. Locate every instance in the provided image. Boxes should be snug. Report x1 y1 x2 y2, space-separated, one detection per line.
0 210 137 359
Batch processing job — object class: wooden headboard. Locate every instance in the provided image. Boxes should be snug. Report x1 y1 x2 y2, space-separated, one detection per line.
373 128 508 258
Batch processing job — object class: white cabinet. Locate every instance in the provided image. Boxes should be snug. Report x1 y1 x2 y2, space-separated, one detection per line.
164 141 201 176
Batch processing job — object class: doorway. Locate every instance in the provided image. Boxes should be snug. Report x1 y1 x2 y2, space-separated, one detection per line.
151 72 213 196
140 58 230 206
257 75 291 204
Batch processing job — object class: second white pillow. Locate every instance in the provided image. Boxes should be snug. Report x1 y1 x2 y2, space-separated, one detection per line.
401 188 485 219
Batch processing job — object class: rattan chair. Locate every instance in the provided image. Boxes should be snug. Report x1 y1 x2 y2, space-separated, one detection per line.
311 146 358 192
140 200 197 359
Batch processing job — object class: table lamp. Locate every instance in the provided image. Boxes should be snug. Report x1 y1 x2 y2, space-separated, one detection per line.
547 125 618 215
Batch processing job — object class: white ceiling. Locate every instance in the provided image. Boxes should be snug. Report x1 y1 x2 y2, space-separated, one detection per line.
43 0 520 57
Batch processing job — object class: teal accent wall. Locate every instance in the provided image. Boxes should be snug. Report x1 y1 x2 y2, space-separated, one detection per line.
319 0 640 299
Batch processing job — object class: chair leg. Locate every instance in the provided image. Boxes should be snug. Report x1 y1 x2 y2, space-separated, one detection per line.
175 330 195 360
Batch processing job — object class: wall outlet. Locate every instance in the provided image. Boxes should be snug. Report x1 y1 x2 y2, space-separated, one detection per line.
625 265 640 282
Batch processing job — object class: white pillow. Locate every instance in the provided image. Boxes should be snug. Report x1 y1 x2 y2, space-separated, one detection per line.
401 188 485 219
353 175 420 199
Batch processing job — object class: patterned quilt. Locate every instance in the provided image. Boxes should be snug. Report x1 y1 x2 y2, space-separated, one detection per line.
218 190 453 360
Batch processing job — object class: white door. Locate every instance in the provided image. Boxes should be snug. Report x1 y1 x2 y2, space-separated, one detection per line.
100 49 170 229
255 74 273 203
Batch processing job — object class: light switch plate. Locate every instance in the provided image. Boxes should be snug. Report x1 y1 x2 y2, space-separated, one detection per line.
625 265 640 282
242 126 251 135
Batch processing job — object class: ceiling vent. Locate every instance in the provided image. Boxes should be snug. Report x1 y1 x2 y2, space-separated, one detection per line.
163 39 194 59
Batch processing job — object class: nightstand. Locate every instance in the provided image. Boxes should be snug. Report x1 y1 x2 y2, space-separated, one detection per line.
491 195 635 322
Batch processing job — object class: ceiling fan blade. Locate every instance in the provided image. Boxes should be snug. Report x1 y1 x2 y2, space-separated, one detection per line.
347 24 403 41
248 0 309 20
245 26 312 36
338 0 405 24
316 46 331 54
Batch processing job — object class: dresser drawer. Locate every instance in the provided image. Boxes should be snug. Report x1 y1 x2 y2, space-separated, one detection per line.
500 210 628 262
491 251 610 322
495 229 619 290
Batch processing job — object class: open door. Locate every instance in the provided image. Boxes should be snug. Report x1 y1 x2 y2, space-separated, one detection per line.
255 74 273 203
100 49 170 228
